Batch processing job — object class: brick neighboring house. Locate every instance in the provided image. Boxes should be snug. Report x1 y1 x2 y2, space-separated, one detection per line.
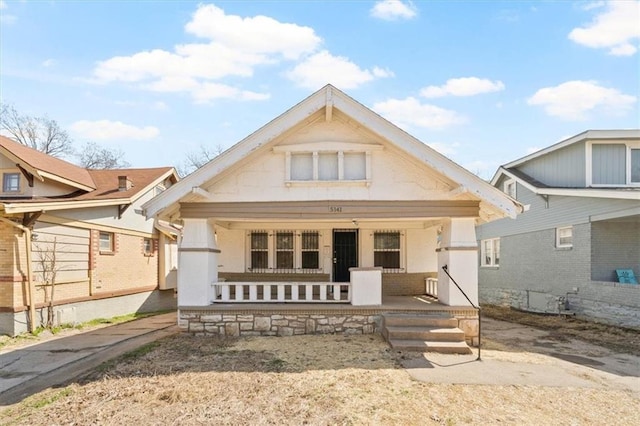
0 135 179 335
477 130 640 329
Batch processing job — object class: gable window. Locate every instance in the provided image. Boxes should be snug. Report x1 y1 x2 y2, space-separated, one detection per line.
374 231 402 271
503 179 516 199
481 238 500 267
2 173 20 193
631 148 640 183
99 232 114 253
556 226 573 248
285 150 370 184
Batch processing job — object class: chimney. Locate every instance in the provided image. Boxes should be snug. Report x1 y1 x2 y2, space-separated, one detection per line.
118 176 133 191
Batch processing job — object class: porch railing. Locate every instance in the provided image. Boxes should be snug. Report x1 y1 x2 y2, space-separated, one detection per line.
212 282 351 303
425 277 438 298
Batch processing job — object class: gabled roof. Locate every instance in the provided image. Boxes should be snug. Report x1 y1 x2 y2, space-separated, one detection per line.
490 129 640 201
501 129 640 170
0 135 96 191
143 84 521 220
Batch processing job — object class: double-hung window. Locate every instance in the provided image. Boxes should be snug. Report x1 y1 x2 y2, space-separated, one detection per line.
481 238 500 267
275 231 294 269
374 231 402 271
2 173 20 193
99 232 114 253
250 231 269 271
556 226 573 248
301 231 320 269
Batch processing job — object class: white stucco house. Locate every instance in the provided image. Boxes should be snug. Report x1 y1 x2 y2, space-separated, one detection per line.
143 85 521 342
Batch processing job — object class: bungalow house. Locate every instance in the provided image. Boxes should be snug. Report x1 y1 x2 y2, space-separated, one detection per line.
143 85 521 348
0 135 179 336
477 130 640 329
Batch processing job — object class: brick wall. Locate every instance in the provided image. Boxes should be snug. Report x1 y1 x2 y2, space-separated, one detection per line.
92 233 158 294
382 272 435 296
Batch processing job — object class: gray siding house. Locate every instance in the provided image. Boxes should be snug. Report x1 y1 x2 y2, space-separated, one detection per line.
477 130 640 329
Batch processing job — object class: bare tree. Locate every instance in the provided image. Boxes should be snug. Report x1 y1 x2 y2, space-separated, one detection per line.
177 144 224 177
76 141 131 169
33 237 63 328
0 103 74 158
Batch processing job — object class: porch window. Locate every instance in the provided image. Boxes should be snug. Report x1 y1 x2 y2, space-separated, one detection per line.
301 231 319 269
276 231 294 269
251 231 269 270
374 231 401 271
481 238 500 267
556 226 573 248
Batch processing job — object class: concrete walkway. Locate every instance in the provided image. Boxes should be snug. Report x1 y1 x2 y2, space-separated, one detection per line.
0 312 179 406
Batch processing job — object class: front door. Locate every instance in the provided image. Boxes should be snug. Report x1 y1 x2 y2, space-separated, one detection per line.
333 229 358 282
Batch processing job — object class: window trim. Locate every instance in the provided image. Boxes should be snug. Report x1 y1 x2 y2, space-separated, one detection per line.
586 140 640 187
2 172 21 193
99 231 115 254
480 238 500 267
556 226 573 249
503 179 516 199
373 230 404 272
248 230 322 272
143 237 155 256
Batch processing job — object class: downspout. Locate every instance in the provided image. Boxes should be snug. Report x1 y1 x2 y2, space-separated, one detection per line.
0 217 36 333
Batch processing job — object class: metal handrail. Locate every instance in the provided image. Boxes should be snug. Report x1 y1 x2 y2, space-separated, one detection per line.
442 265 482 361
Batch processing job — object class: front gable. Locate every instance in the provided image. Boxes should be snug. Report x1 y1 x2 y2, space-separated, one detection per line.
144 85 519 222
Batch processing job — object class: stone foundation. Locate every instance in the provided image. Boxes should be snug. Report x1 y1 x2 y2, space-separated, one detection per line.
179 311 381 337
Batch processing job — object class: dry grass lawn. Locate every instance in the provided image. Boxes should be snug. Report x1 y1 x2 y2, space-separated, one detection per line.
2 329 639 425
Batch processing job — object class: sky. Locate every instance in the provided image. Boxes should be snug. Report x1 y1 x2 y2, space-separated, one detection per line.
1 0 639 179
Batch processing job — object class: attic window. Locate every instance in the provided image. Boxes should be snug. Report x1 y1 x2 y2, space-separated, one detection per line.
287 151 368 183
503 179 516 199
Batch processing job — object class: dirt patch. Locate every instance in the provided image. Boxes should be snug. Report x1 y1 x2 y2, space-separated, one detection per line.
2 330 639 425
482 304 640 354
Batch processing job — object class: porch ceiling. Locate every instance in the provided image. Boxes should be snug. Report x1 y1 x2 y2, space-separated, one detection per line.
179 200 480 221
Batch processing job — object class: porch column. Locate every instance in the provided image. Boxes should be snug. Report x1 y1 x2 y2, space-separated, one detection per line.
436 218 478 306
177 218 219 306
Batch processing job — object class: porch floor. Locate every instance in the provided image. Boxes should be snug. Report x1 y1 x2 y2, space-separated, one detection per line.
180 295 478 317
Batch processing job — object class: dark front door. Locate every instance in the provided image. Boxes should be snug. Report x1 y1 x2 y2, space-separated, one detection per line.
333 229 358 282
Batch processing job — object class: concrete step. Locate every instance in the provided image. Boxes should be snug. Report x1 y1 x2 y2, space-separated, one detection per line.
389 339 473 355
384 325 466 342
382 313 458 328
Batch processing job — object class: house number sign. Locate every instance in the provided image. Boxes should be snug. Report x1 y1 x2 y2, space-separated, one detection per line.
329 206 343 213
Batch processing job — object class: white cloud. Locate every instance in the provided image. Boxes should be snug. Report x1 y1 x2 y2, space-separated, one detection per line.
0 0 16 24
372 97 465 129
41 59 55 68
286 50 393 90
370 0 417 21
527 80 636 121
70 120 160 141
569 1 640 56
420 77 505 98
93 4 321 102
0 1 7 9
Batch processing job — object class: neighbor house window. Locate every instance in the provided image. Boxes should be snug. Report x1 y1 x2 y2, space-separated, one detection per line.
301 231 320 269
481 238 500 267
631 148 640 183
2 173 20 192
99 232 114 253
374 231 402 271
249 230 321 272
503 179 516 199
143 238 155 256
556 226 573 248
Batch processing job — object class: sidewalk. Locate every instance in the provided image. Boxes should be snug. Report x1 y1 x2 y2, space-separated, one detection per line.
0 312 178 406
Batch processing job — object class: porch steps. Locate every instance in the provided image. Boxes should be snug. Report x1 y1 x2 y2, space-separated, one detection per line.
381 313 472 355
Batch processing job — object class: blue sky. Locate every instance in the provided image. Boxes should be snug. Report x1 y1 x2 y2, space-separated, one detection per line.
1 0 638 178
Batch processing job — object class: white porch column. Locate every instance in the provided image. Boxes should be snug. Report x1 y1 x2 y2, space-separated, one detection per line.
436 218 478 306
177 218 219 306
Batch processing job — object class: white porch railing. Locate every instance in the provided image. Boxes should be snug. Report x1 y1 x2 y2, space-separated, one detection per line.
425 277 438 298
212 282 351 303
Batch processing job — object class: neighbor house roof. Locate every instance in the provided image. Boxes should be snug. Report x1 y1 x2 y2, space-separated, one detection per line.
0 135 96 191
143 84 522 221
1 135 178 213
490 129 640 201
